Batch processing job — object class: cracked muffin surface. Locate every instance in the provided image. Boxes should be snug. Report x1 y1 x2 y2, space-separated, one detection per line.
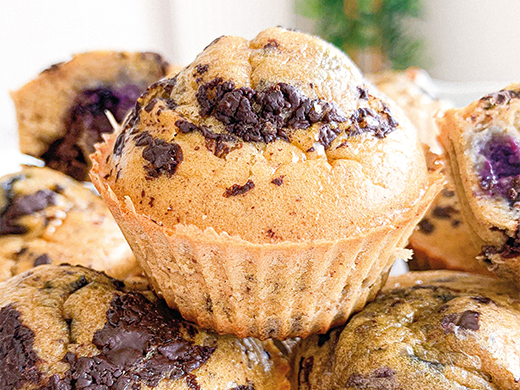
101 27 437 244
292 270 520 390
0 265 290 390
11 51 173 181
0 166 139 281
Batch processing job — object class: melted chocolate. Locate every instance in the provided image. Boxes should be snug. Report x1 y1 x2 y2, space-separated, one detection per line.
0 305 40 389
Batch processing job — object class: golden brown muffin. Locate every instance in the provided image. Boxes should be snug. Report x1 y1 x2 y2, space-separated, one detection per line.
11 51 173 181
367 67 448 154
0 265 290 389
0 165 139 281
91 27 443 339
292 270 520 390
439 85 520 282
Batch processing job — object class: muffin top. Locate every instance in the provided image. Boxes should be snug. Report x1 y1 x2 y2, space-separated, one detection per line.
100 27 437 244
0 166 139 281
0 265 289 389
292 270 520 390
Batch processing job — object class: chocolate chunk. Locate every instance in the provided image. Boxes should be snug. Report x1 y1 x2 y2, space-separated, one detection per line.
40 62 65 74
0 304 41 389
349 103 398 139
186 374 200 390
223 180 255 197
417 218 434 234
113 129 128 156
42 85 143 180
441 310 480 333
33 254 51 267
432 205 459 219
194 64 209 75
42 292 216 389
319 124 342 148
196 78 347 145
357 86 369 100
345 367 397 390
481 89 520 107
271 176 284 186
1 189 56 236
132 132 183 178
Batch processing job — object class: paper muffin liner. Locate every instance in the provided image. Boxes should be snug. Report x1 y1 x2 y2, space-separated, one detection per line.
91 137 443 340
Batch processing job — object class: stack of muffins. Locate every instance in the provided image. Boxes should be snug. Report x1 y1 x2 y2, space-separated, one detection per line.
2 27 520 389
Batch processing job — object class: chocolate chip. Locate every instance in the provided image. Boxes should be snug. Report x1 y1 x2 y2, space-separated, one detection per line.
196 78 347 145
345 367 397 390
349 103 398 139
194 64 209 75
319 124 342 148
1 189 56 236
357 86 369 100
0 304 41 389
186 374 200 390
33 254 51 267
417 218 434 234
481 89 520 107
432 205 459 219
44 292 216 389
223 180 255 197
133 132 183 178
271 176 284 186
229 385 255 390
442 310 480 333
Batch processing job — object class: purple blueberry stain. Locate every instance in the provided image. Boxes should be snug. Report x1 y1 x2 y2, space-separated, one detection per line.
478 134 520 202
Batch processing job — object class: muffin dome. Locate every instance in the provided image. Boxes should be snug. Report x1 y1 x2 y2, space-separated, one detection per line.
0 166 139 281
292 270 520 390
92 27 442 339
101 27 436 244
0 265 289 389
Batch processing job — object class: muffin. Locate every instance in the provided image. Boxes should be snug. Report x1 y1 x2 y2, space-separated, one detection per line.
0 165 139 281
367 67 448 154
438 85 520 281
91 27 443 339
291 270 520 389
11 51 174 181
0 264 290 389
407 183 488 274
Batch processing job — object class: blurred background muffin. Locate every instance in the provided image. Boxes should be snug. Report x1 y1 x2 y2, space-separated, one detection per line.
11 51 174 181
0 165 140 281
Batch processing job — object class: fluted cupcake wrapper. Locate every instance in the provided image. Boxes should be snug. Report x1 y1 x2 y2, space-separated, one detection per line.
91 137 443 340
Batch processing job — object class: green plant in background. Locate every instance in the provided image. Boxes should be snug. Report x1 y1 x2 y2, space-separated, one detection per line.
297 0 423 72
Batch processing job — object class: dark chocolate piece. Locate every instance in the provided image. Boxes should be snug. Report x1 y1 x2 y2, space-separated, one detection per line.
33 254 51 267
481 89 520 107
271 176 284 186
0 189 56 236
0 305 40 389
441 310 480 333
223 180 255 197
196 79 347 145
349 103 398 139
432 206 459 219
417 218 434 234
132 131 183 178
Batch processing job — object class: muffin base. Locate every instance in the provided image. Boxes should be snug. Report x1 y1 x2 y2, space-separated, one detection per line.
91 135 443 340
